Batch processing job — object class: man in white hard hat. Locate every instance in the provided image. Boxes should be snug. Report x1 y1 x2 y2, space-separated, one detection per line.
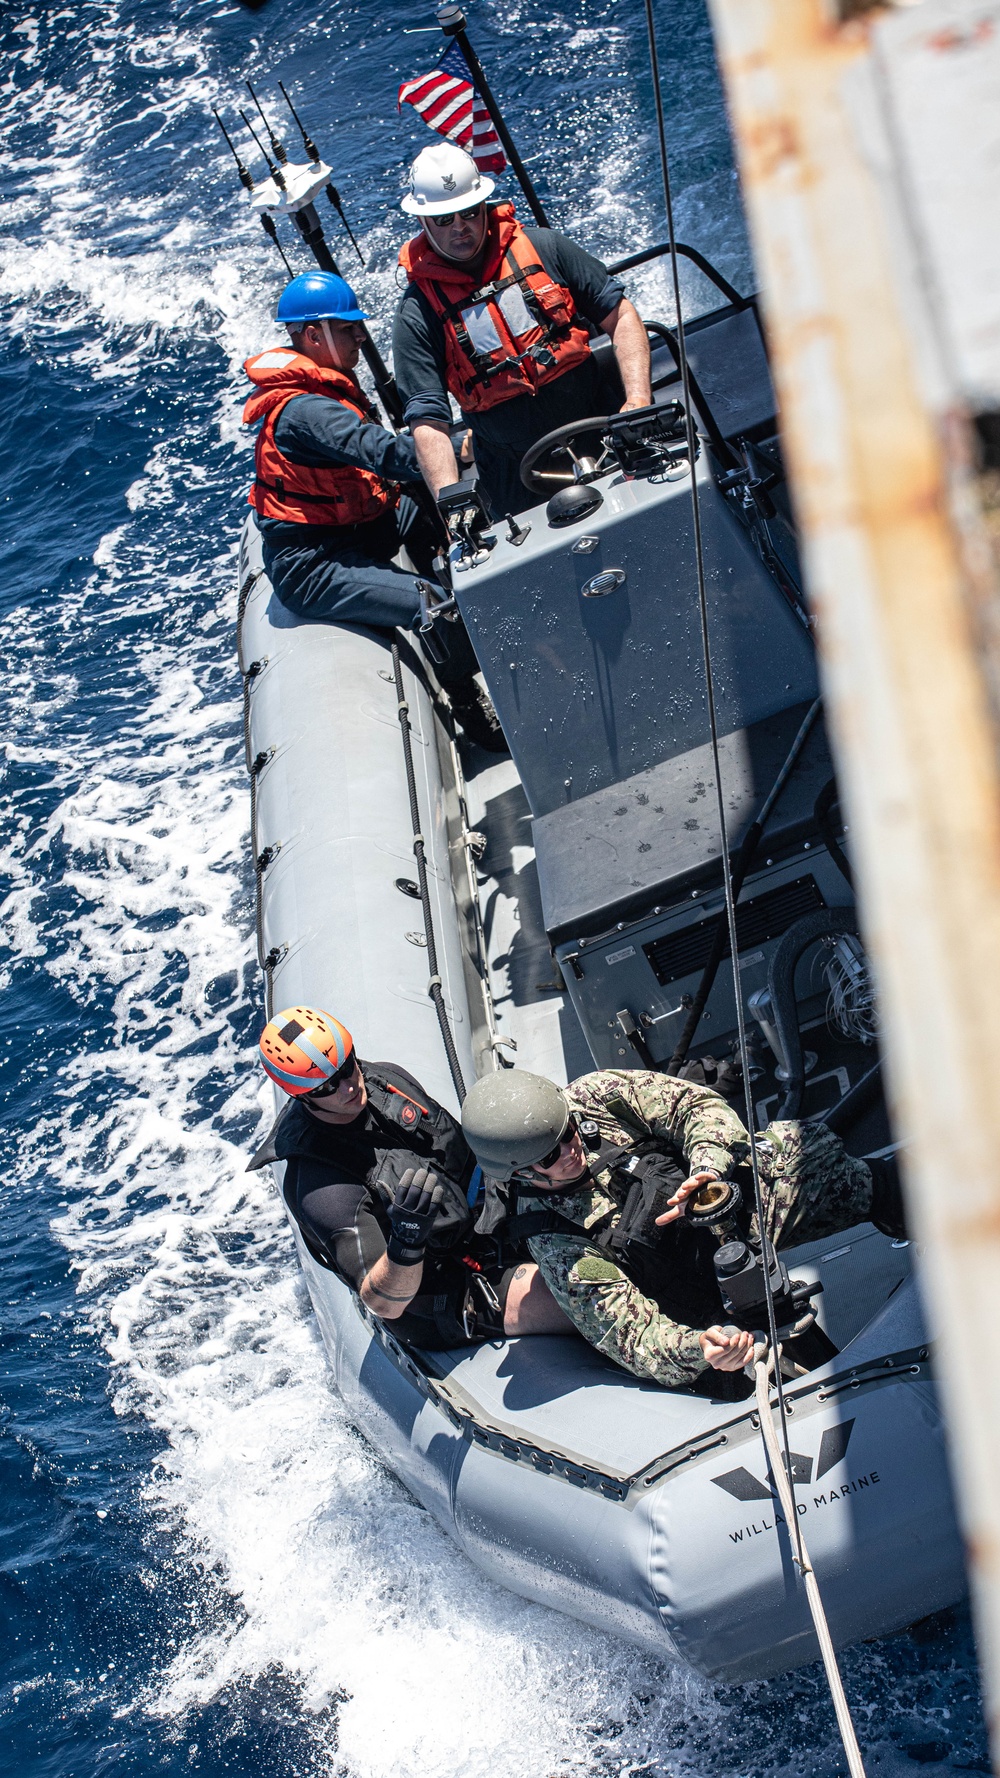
393 142 652 519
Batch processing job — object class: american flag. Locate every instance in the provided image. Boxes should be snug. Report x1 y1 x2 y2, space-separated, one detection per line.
398 40 507 176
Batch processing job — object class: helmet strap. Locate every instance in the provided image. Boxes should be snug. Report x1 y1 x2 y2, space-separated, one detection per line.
421 209 488 266
317 317 346 368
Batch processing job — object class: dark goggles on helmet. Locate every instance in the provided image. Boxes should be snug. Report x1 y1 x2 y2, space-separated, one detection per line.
306 1050 357 1099
428 201 484 228
532 1116 579 1172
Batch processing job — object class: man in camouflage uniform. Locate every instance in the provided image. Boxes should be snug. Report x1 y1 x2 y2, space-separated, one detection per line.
461 1067 904 1391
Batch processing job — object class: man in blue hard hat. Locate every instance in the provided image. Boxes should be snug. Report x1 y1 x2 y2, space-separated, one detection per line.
243 269 505 750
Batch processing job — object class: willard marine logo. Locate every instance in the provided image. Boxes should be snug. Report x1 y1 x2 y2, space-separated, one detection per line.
710 1421 883 1543
713 1420 856 1502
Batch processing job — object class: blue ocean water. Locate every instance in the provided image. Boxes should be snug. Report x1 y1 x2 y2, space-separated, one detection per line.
0 2 990 1775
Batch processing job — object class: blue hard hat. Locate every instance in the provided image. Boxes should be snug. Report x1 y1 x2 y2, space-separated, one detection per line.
276 271 369 326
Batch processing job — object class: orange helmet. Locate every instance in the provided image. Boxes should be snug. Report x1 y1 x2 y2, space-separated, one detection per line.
259 1006 354 1096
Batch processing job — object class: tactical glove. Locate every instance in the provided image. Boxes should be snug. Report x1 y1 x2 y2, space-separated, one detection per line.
385 1168 445 1266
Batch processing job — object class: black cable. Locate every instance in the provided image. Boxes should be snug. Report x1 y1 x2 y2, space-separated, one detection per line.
643 0 801 1556
391 641 467 1104
815 778 854 887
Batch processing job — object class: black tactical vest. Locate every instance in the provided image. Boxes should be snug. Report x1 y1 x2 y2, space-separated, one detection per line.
249 1060 477 1256
488 1108 730 1330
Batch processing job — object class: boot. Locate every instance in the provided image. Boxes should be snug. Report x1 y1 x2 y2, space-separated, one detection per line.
449 677 510 754
868 1152 909 1240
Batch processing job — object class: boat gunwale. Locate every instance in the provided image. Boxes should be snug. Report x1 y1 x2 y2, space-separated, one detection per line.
338 1263 933 1504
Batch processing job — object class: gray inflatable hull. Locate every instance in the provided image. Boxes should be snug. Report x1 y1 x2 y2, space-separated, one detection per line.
237 515 965 1683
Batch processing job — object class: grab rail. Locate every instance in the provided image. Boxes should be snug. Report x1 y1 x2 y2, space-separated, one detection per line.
607 239 748 308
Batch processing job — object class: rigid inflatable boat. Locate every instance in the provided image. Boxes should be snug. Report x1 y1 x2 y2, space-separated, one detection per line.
236 270 966 1682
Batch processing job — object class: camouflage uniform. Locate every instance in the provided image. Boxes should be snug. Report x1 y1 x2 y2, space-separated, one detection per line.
520 1068 873 1390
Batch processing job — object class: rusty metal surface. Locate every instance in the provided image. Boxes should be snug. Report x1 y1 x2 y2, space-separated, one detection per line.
872 0 1000 411
707 0 1000 1753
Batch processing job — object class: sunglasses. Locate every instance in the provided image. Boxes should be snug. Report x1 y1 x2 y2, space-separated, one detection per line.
428 202 484 228
533 1117 579 1172
306 1051 358 1099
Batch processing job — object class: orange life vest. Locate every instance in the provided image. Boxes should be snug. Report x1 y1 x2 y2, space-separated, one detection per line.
242 349 399 527
398 203 593 414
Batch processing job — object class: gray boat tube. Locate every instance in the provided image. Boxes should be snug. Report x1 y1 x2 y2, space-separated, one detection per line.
238 514 965 1684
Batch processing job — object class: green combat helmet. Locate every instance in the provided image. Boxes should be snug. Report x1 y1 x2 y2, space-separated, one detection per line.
461 1069 570 1177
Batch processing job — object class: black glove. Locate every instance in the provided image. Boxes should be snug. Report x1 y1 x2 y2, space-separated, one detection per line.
385 1168 445 1266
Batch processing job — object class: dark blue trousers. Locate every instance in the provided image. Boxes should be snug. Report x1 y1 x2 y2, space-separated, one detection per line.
258 496 477 684
260 496 434 630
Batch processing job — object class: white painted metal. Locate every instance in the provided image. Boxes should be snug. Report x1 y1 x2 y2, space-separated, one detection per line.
872 0 1000 410
250 159 333 216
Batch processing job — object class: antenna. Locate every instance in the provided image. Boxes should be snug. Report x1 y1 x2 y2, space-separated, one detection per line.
246 79 288 164
276 81 364 266
324 180 365 268
239 108 286 190
278 80 320 163
213 108 254 192
260 212 294 274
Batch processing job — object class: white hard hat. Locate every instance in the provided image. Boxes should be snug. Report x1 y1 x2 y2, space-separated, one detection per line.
400 142 495 216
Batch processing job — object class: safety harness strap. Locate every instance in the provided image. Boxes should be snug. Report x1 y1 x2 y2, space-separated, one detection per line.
502 1207 615 1245
429 254 571 387
252 473 395 507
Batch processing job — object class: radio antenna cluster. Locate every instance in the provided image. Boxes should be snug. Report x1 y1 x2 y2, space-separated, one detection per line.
211 81 397 425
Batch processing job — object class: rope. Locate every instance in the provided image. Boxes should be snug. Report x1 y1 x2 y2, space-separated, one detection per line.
391 641 467 1105
236 566 278 1018
753 1347 867 1778
644 7 866 1768
643 0 795 1481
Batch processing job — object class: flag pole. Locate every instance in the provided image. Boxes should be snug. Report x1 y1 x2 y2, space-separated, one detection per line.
435 4 551 228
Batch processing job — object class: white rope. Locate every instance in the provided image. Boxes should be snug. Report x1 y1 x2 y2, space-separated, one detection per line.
753 1345 867 1778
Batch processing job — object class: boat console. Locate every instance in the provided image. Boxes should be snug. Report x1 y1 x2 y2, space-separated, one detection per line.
445 294 849 1083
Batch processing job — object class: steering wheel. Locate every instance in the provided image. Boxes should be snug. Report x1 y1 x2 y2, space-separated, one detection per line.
518 399 685 495
518 414 618 496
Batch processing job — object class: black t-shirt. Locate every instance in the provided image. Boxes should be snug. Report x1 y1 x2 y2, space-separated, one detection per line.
392 222 625 517
286 1155 387 1291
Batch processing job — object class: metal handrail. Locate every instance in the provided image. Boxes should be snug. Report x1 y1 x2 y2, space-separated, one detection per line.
607 239 747 308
